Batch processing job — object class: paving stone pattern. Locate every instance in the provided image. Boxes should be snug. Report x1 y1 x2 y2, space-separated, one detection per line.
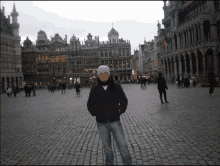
1 84 220 165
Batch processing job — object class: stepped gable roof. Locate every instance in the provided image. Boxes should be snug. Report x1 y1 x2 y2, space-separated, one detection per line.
70 34 76 41
0 12 13 35
23 37 32 44
108 28 119 37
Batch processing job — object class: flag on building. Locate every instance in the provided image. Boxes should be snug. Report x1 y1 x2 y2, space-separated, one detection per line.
163 35 169 51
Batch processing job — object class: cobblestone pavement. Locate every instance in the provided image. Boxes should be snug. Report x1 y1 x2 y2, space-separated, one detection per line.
1 84 220 165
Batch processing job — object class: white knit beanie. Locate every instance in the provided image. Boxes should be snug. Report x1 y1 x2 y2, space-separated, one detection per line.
97 65 110 76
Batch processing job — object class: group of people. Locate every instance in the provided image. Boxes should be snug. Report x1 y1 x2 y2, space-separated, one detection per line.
24 84 36 97
176 74 198 88
6 85 20 97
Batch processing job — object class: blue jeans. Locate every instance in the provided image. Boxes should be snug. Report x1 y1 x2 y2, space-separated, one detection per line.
96 120 132 165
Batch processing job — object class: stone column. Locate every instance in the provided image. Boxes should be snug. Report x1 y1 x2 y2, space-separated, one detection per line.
123 75 124 81
187 30 190 45
182 33 185 47
191 29 194 44
193 27 197 44
184 58 187 75
197 25 201 42
203 55 206 75
174 60 177 78
179 58 182 74
126 75 128 81
9 77 11 87
200 24 205 42
189 57 193 76
118 59 119 69
177 34 180 49
196 55 199 77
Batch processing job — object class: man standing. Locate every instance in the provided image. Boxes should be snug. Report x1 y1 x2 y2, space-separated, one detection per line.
27 85 31 96
24 84 28 97
157 72 169 104
208 67 216 96
32 84 36 96
75 82 80 96
87 65 132 165
12 85 17 97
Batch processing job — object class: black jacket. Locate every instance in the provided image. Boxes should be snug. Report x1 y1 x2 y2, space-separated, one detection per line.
75 83 80 92
157 77 168 90
87 79 128 123
208 71 216 83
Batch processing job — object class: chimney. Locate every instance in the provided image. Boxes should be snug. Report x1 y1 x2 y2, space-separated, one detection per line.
2 6 5 15
65 35 67 43
7 15 10 24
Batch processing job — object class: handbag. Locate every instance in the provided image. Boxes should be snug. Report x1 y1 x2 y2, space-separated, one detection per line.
190 79 193 84
176 81 178 84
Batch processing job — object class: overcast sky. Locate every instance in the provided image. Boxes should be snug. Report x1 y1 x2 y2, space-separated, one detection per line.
2 1 165 54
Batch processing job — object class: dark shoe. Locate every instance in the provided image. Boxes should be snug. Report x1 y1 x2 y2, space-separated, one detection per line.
165 101 169 103
161 102 164 104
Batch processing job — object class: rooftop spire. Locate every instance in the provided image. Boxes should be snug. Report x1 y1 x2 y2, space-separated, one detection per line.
11 2 18 16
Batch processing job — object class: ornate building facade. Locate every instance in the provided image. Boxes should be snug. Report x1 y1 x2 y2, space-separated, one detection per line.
0 4 23 93
157 1 220 85
143 36 159 76
21 27 132 87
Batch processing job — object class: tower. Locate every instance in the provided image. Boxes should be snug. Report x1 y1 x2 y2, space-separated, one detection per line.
108 26 119 44
157 21 161 36
10 3 19 36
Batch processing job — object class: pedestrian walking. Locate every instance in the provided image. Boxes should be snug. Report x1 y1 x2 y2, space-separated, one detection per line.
8 86 12 97
143 78 147 88
180 74 184 88
157 72 169 104
208 67 216 96
24 84 28 97
87 65 132 165
27 85 31 96
75 82 81 96
192 76 196 87
32 84 36 96
6 87 10 97
12 85 17 97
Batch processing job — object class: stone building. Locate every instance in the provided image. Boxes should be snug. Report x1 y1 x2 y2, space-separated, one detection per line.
21 31 69 87
0 4 23 93
99 28 132 82
21 27 132 87
157 1 220 85
144 36 159 76
21 37 37 86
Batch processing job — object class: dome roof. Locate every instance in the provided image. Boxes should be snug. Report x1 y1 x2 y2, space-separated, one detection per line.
108 28 119 37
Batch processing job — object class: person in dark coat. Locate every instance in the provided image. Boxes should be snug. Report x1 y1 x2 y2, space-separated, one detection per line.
24 84 28 97
143 78 147 88
157 72 169 104
75 82 81 96
32 84 36 96
12 85 17 97
208 67 216 96
27 85 31 96
61 83 64 93
87 65 132 165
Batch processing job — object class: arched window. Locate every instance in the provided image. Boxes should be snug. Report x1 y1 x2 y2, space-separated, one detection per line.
189 28 192 44
196 25 199 42
174 34 177 49
214 0 219 11
203 20 211 41
217 21 220 40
